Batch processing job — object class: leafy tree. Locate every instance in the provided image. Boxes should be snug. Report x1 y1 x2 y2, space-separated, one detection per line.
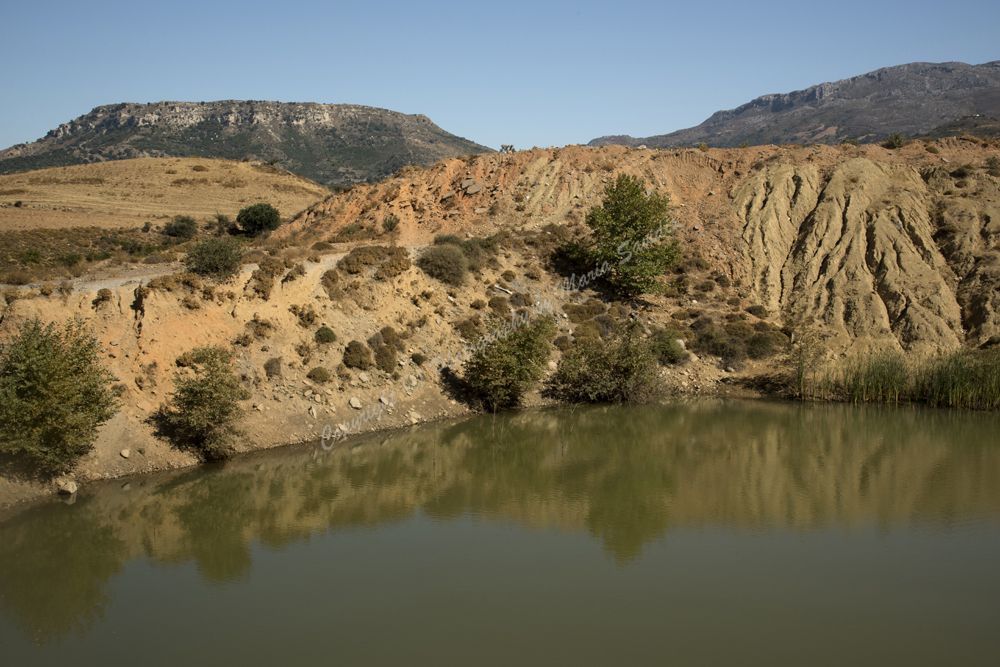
166 346 250 460
464 317 555 410
236 203 281 236
183 237 245 281
0 317 120 474
579 173 680 296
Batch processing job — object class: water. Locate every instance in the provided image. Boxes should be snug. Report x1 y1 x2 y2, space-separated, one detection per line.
1 399 999 665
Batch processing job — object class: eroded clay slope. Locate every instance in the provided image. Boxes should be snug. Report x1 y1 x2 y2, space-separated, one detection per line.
735 159 965 353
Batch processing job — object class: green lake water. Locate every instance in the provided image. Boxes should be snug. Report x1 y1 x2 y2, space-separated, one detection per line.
1 399 998 665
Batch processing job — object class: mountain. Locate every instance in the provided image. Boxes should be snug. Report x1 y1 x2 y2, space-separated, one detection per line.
590 61 1000 148
0 101 492 186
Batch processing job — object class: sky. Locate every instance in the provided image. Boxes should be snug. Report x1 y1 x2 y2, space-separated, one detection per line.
2 0 998 152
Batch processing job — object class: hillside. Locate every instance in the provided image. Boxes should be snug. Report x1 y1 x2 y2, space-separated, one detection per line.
0 101 492 186
0 157 330 233
2 138 1000 507
590 61 1000 148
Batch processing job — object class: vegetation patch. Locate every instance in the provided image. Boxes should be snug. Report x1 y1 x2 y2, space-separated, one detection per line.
0 317 121 475
550 322 661 404
463 317 555 410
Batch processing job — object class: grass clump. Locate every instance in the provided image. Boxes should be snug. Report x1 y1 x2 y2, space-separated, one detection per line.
0 317 121 475
165 346 250 461
550 322 661 404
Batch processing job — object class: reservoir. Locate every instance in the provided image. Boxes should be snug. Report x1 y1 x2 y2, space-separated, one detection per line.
1 399 998 665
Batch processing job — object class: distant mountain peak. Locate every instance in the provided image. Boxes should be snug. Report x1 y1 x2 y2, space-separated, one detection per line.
590 61 1000 148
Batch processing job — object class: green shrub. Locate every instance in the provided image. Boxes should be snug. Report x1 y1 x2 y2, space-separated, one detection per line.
411 352 426 366
464 317 555 410
183 237 245 281
165 346 250 460
164 215 197 239
926 145 940 154
746 304 769 318
315 326 337 344
417 244 468 285
746 331 788 359
883 133 907 149
343 340 372 370
236 203 281 236
649 328 689 365
693 327 746 363
551 322 661 404
307 367 332 384
0 317 121 475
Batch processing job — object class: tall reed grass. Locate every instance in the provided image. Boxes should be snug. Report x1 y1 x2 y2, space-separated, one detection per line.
915 348 1000 410
799 347 1000 410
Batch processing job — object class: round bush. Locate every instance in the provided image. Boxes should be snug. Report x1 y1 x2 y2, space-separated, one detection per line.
374 345 397 373
315 326 337 344
184 237 245 281
343 341 372 370
237 203 281 236
416 245 468 285
307 367 332 383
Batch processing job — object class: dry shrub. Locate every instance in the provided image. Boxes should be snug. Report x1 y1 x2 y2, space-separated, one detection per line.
321 269 343 300
374 345 397 373
264 358 282 380
471 299 486 310
182 295 201 309
233 332 254 347
343 341 372 370
289 303 319 327
307 367 332 383
488 296 510 316
248 314 274 339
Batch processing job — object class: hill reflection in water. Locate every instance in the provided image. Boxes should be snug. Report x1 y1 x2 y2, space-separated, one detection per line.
2 398 999 645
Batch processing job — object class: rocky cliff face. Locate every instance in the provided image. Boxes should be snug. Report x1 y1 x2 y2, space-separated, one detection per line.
0 101 492 185
591 61 1000 148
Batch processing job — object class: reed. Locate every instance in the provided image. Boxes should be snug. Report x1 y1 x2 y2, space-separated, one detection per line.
915 348 1000 410
840 350 911 404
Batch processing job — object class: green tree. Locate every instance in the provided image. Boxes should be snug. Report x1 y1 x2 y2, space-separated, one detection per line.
236 203 281 236
166 346 250 460
183 237 245 281
0 317 120 474
581 173 680 296
464 317 555 410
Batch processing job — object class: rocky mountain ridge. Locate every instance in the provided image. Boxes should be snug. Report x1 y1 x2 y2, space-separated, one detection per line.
590 60 1000 148
0 100 491 186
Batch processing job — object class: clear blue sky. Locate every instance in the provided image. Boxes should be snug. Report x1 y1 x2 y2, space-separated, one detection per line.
2 0 998 152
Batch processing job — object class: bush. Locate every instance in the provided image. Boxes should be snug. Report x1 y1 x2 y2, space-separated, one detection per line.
417 244 468 285
576 173 681 295
411 352 426 366
374 345 397 373
464 317 555 410
343 340 372 370
165 346 250 460
315 326 337 344
550 322 661 404
307 367 332 384
236 203 281 236
264 357 282 380
164 215 197 239
0 317 121 475
883 133 907 149
184 237 245 281
649 328 689 365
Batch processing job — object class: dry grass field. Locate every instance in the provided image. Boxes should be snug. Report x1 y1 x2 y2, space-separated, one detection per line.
0 157 331 231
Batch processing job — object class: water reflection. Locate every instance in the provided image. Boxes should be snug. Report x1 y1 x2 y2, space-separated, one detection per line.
2 399 999 643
